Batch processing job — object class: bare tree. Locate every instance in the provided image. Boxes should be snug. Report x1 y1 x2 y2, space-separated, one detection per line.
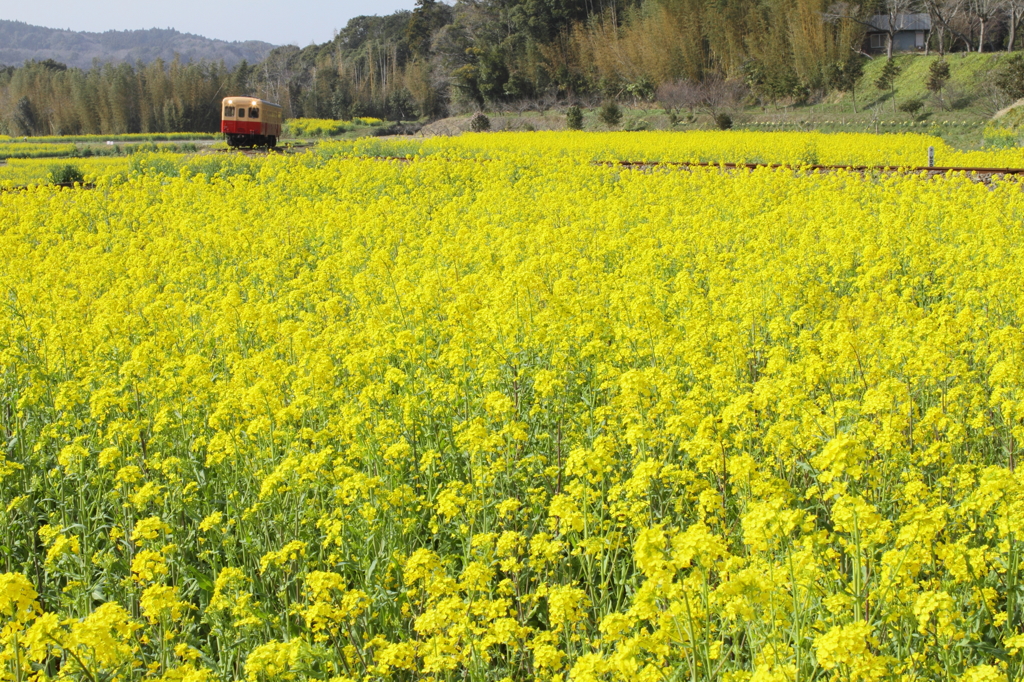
655 77 746 120
971 0 1008 51
827 0 921 58
656 80 703 116
881 0 926 57
925 0 976 52
698 77 747 117
1005 0 1024 49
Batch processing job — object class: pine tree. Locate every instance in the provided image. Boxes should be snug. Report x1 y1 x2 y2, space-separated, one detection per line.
598 100 622 128
826 56 865 113
926 59 950 109
875 58 902 114
566 105 584 130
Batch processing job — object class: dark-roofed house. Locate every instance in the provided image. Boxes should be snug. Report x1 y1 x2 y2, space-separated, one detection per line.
864 14 931 53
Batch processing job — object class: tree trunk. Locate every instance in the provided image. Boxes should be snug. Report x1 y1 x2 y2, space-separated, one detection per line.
979 18 986 52
852 84 858 113
887 32 894 58
1010 13 1019 51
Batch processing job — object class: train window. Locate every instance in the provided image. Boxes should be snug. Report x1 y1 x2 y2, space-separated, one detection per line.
224 106 235 117
249 107 259 118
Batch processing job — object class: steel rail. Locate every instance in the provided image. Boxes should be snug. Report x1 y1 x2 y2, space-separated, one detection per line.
610 160 1024 174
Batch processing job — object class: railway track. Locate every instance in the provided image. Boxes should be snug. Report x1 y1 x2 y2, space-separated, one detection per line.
610 160 1024 179
206 143 315 156
362 155 1024 178
3 156 1023 193
361 156 1024 179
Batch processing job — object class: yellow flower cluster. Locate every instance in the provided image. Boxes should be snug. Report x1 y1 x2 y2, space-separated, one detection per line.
329 129 1024 168
1 133 1024 681
0 143 77 160
0 157 130 187
283 119 352 138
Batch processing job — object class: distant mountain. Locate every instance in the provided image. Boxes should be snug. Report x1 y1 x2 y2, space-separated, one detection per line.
0 20 277 70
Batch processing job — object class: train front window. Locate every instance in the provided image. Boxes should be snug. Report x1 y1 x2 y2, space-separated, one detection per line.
223 106 235 117
249 107 259 118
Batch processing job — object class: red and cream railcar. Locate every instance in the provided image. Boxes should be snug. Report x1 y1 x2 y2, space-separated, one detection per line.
221 97 283 148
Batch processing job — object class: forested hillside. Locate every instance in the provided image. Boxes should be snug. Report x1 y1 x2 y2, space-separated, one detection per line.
1 0 1022 136
0 21 275 70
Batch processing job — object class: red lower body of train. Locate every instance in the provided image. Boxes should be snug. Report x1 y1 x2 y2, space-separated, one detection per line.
222 119 281 148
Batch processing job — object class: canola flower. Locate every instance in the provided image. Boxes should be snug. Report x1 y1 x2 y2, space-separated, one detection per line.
283 119 352 138
0 158 132 188
326 129 1024 168
283 118 383 139
0 144 78 160
0 133 1023 682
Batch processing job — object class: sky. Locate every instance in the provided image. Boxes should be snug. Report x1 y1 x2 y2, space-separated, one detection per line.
2 1 419 46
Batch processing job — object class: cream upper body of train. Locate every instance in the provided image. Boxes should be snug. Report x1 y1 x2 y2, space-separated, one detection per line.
221 97 283 148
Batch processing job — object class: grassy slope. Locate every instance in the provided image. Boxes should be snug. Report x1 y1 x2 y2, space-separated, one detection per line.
453 52 1015 149
783 52 1013 148
849 51 1008 115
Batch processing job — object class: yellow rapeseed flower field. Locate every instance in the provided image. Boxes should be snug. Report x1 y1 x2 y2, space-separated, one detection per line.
1 132 1024 682
329 129 1024 167
0 157 132 188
